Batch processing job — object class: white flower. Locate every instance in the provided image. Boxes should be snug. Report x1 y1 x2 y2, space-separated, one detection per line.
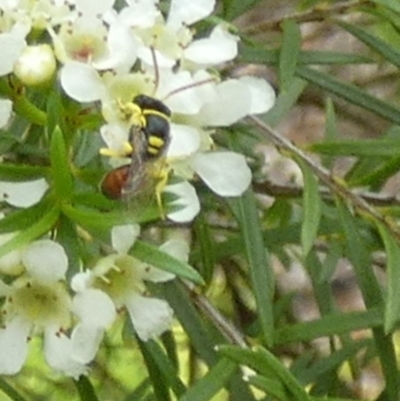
0 178 49 208
0 31 26 76
0 240 86 377
71 225 179 344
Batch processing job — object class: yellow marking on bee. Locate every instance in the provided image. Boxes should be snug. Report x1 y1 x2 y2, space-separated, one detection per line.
148 136 165 148
142 109 171 121
100 141 134 158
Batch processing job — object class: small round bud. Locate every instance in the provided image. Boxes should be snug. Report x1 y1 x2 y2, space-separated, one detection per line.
14 44 56 86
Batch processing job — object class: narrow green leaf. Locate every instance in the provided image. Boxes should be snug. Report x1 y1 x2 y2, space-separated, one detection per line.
0 377 28 401
274 308 383 345
0 198 53 234
336 19 400 68
0 164 48 181
229 189 275 346
221 0 263 20
162 281 217 365
337 200 400 400
298 339 370 385
133 240 204 285
377 223 400 333
137 340 171 401
296 66 400 125
240 46 372 65
265 78 307 127
0 206 59 259
139 340 186 397
310 138 400 157
62 204 148 228
280 20 302 90
297 161 321 256
194 213 216 286
179 358 237 401
50 126 73 200
219 345 312 401
245 374 289 401
74 375 99 401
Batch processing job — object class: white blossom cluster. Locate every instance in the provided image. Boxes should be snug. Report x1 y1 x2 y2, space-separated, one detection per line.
0 226 181 377
0 0 276 377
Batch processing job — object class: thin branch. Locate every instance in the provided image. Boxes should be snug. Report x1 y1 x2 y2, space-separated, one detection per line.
247 115 400 242
182 281 248 348
253 181 400 207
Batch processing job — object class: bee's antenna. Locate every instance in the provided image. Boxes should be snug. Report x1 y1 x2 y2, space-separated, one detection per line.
150 46 159 96
163 77 217 100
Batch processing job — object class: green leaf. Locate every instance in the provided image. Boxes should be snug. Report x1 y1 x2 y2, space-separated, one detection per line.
245 374 289 401
133 240 204 285
336 19 400 68
280 20 302 91
50 126 73 200
0 206 60 259
274 308 383 345
74 376 99 401
194 213 216 286
265 78 307 127
62 204 147 229
337 200 400 400
377 223 400 333
0 164 48 181
138 339 172 401
229 189 275 346
162 281 217 365
297 160 321 256
310 138 400 157
179 358 237 401
218 345 312 401
297 339 370 385
139 340 186 397
296 66 400 125
221 0 264 20
0 198 54 234
0 377 28 401
240 47 373 66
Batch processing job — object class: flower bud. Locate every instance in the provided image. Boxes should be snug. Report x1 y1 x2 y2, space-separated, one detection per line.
14 44 56 86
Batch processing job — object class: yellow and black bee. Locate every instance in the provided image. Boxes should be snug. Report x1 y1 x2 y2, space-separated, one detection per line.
100 94 172 212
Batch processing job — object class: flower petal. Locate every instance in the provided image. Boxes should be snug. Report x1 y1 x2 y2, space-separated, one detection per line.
190 152 251 196
125 294 174 341
160 239 189 262
44 328 88 378
72 288 116 327
184 26 238 65
0 178 48 208
111 224 140 254
23 240 68 282
168 124 201 158
238 76 276 114
168 0 215 28
60 62 106 102
0 32 26 76
197 79 251 126
0 317 30 375
0 99 12 128
166 181 200 222
71 323 105 364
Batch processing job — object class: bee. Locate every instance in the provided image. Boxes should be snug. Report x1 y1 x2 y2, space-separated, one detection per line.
100 94 172 212
100 49 216 216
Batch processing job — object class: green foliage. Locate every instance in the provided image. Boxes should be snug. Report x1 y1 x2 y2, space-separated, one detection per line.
4 1 400 401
